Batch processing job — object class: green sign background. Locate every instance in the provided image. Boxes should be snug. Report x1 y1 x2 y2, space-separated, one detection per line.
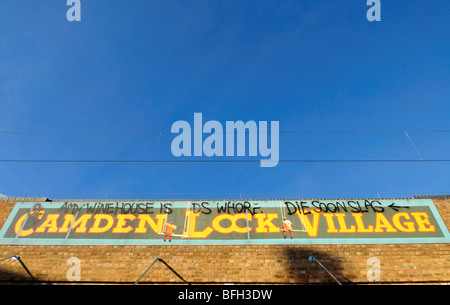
0 199 448 245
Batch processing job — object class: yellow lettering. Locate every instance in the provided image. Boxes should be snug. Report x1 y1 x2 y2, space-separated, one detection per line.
323 213 339 233
392 213 416 233
374 213 397 233
411 212 435 232
35 214 60 233
211 213 251 234
352 213 374 233
88 214 115 233
293 210 321 237
14 213 35 237
135 214 166 233
184 211 213 239
58 214 92 233
334 213 356 233
254 213 280 233
112 214 136 233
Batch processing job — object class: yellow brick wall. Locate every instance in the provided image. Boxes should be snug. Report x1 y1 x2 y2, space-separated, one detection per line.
0 200 449 284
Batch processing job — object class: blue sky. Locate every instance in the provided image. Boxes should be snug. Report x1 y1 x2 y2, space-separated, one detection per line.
0 1 449 200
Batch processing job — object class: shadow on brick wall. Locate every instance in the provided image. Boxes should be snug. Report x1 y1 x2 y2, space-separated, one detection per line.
284 248 354 284
0 269 34 284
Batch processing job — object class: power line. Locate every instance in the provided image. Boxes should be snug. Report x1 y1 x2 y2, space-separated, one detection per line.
3 191 448 196
0 159 449 163
2 191 449 200
404 131 424 161
0 130 449 134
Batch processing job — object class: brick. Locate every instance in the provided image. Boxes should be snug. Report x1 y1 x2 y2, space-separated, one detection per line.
0 200 449 284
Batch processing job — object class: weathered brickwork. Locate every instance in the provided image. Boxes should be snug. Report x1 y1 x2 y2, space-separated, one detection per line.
0 199 449 284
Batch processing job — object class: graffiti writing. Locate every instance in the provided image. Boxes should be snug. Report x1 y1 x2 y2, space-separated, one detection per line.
215 201 260 215
58 202 174 215
284 200 408 215
57 201 264 215
1 199 446 246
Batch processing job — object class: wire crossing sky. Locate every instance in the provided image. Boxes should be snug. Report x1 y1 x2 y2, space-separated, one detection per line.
0 1 449 199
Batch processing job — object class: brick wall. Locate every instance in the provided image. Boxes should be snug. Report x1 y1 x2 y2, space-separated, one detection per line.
0 199 449 284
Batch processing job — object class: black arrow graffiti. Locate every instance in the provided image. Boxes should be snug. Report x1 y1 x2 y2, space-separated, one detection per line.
388 203 410 212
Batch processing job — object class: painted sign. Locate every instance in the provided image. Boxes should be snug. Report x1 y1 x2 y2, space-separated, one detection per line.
0 199 448 245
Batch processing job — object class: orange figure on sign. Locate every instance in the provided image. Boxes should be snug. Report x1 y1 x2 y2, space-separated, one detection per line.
282 217 293 239
164 221 177 242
